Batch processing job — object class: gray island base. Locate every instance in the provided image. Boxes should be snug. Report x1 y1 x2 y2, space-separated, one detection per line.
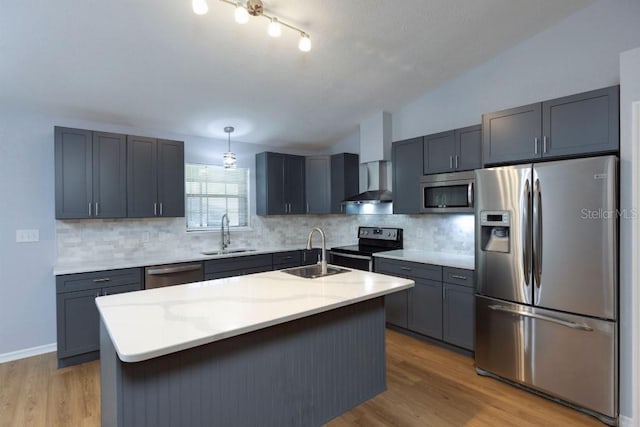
100 297 386 426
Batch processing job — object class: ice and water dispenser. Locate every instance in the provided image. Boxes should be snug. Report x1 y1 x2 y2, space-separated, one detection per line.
480 211 510 253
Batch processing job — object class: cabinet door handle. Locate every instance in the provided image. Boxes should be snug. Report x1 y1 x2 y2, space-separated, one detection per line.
450 274 467 280
159 202 163 216
92 278 111 283
306 203 309 213
455 155 459 169
95 291 100 298
449 155 453 169
103 290 109 296
89 202 92 217
543 136 548 154
443 288 447 300
534 137 539 154
95 202 99 217
154 203 158 216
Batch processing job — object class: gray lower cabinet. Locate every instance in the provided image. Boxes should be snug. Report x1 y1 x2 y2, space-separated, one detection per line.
483 86 619 166
256 152 306 215
273 250 302 270
56 268 143 367
127 137 185 218
442 283 474 350
392 137 423 214
301 248 322 265
55 127 127 219
409 279 443 339
204 254 273 280
375 258 475 350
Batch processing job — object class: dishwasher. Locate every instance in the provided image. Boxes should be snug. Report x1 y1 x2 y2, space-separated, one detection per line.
144 262 204 289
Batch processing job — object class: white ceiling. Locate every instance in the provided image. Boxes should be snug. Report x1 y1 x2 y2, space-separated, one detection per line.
0 0 594 148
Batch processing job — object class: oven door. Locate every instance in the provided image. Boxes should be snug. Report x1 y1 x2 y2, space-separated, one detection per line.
329 251 373 272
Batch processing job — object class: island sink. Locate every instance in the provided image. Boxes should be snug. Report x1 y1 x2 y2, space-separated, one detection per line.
282 264 350 279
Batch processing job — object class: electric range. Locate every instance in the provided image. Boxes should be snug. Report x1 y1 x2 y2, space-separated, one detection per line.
329 227 403 271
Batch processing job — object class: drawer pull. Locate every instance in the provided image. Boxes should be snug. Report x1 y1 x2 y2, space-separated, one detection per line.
92 278 111 283
400 267 412 271
450 274 467 280
280 256 293 260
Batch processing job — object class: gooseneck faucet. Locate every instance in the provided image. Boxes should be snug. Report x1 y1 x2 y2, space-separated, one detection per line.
306 227 327 275
221 213 230 251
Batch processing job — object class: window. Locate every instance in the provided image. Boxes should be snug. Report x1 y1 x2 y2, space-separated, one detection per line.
185 163 250 231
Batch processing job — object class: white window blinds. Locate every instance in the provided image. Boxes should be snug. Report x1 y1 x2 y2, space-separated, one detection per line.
185 164 250 230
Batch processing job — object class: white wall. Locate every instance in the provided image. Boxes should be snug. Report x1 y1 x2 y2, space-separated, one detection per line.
391 0 640 142
619 46 640 427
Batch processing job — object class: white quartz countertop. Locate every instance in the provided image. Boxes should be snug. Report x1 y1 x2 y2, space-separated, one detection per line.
374 250 475 270
54 245 308 275
96 268 414 363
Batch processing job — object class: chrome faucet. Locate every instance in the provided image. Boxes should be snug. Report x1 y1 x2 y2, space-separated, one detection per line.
306 227 327 275
221 213 230 251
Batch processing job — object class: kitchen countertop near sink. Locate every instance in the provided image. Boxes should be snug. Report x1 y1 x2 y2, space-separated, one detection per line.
54 245 311 276
374 250 475 270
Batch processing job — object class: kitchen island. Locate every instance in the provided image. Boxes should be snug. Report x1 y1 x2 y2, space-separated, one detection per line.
97 267 413 426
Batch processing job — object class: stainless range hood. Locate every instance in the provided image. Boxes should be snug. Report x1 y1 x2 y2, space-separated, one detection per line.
342 161 392 204
342 112 393 214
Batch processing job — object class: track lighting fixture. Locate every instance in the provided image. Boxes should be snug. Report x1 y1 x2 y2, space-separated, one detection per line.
192 0 311 52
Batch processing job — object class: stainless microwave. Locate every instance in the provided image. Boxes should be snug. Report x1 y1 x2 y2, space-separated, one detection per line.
420 170 475 213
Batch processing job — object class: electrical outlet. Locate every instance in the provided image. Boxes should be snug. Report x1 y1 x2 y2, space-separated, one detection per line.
16 229 39 243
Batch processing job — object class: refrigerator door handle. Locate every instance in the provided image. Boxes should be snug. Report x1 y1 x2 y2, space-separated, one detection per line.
533 178 542 290
522 179 531 287
487 305 594 331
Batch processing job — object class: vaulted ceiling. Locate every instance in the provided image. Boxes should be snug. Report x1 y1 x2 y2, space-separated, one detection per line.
0 0 594 148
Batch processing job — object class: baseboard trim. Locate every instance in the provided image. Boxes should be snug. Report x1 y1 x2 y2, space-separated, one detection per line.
0 343 57 364
619 414 634 427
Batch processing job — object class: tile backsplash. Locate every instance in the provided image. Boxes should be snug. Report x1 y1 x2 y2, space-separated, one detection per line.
55 214 474 264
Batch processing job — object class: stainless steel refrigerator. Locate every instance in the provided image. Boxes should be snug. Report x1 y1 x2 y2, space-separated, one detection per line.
474 155 618 425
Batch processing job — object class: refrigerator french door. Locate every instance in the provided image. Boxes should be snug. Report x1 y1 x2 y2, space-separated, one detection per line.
475 155 618 425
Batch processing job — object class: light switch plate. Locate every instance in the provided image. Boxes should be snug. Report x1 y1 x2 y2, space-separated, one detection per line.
16 229 39 243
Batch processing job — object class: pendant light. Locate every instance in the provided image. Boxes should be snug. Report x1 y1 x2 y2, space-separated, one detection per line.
223 126 237 169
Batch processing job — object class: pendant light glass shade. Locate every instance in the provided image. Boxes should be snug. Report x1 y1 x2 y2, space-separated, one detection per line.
223 127 237 169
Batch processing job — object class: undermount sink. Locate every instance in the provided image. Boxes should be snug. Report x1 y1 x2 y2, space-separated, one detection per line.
282 264 350 279
201 249 256 256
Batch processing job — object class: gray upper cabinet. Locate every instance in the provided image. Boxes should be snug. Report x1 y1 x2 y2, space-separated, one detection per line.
305 156 331 214
483 86 619 166
127 136 184 218
330 153 359 214
256 152 305 215
55 127 126 219
423 131 456 175
455 125 482 171
483 103 542 166
157 139 185 217
423 125 481 174
542 86 619 158
392 137 423 214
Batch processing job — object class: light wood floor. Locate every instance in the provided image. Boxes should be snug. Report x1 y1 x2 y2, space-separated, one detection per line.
0 330 602 427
